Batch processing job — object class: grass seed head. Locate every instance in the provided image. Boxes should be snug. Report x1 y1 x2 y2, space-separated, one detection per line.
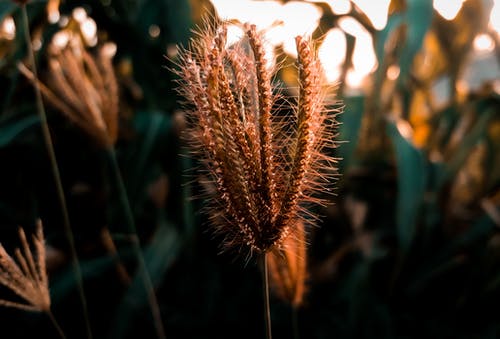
0 220 50 313
18 32 119 149
174 19 340 257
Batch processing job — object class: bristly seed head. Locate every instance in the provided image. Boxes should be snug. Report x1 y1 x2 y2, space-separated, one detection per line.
0 220 51 313
173 19 340 257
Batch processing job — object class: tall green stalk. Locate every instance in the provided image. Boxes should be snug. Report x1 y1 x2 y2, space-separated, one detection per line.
20 5 93 339
106 148 166 339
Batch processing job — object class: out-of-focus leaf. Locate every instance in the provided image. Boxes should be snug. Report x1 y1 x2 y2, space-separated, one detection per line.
51 255 116 303
338 95 364 170
124 111 172 207
0 3 16 22
439 107 494 186
374 0 433 90
135 0 191 44
0 115 39 147
410 214 495 293
386 120 427 251
109 220 182 338
374 14 403 67
398 0 433 82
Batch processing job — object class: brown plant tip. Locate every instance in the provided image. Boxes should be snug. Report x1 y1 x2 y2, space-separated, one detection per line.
268 219 307 307
173 19 340 256
18 34 119 149
0 220 51 312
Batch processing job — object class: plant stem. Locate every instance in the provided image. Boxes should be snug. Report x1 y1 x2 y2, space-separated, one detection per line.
292 306 299 339
107 148 166 339
261 252 272 339
20 5 93 339
47 310 67 339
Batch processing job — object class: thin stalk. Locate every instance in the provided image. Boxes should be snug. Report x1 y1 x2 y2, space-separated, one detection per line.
106 148 166 339
20 5 92 339
261 252 272 339
47 310 67 339
292 306 299 339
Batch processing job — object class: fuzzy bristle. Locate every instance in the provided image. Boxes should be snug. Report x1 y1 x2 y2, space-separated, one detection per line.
18 35 119 149
173 19 339 256
0 220 50 313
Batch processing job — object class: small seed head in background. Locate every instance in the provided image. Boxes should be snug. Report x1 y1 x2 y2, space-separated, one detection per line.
0 220 50 312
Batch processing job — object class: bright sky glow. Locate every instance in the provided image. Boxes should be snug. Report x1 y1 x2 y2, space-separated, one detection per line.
491 0 500 33
210 0 282 29
338 17 377 80
350 0 391 30
307 0 352 15
346 68 365 89
210 0 500 88
473 33 495 53
318 28 346 83
434 0 465 20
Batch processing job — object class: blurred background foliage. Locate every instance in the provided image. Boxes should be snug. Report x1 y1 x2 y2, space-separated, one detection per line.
0 0 499 338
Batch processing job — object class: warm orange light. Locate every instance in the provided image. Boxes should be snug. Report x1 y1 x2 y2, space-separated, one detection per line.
318 28 346 83
1 16 16 41
209 0 500 92
387 65 400 81
339 17 377 83
346 68 365 89
47 0 60 24
473 34 495 53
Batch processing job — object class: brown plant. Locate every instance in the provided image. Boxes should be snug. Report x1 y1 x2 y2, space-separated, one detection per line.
268 219 307 307
174 20 339 256
18 34 119 149
0 220 50 312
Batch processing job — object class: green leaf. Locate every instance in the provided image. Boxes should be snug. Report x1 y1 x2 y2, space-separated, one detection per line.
398 0 433 82
438 107 494 186
0 3 16 22
338 95 364 170
123 111 172 207
373 0 433 89
0 115 40 148
374 14 404 66
386 120 427 251
409 215 495 294
109 220 182 337
51 255 116 303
